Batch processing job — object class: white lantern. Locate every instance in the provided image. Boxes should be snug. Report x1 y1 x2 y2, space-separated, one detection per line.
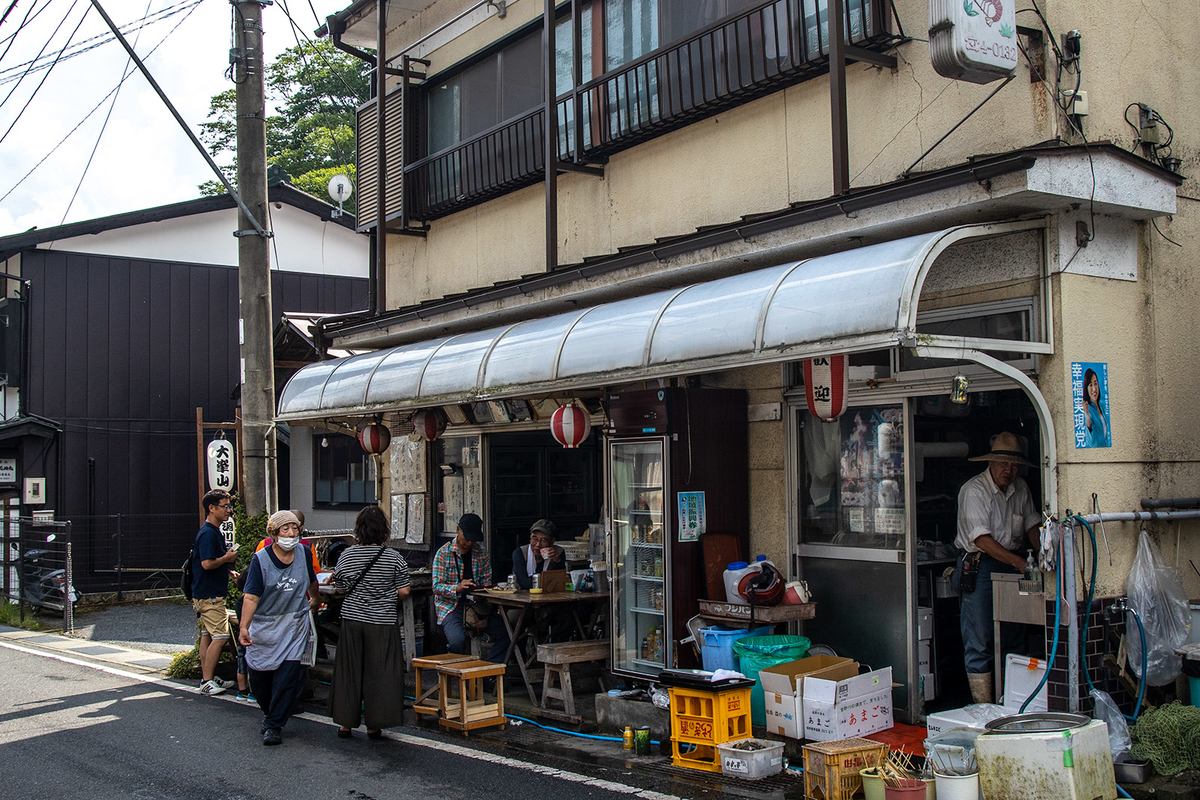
206 438 235 491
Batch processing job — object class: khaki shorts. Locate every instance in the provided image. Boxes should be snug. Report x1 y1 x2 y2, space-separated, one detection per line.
193 597 232 639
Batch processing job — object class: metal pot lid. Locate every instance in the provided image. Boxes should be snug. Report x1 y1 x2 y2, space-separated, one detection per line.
983 712 1091 733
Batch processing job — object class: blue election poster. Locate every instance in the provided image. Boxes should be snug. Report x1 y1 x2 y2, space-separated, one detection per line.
1072 362 1111 448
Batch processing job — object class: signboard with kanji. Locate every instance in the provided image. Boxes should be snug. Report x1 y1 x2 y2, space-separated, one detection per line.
677 491 705 543
206 438 236 491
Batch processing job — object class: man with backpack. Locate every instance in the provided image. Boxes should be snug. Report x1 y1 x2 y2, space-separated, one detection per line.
192 489 239 695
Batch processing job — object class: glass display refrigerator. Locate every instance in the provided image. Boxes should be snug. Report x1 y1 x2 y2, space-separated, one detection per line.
606 388 748 680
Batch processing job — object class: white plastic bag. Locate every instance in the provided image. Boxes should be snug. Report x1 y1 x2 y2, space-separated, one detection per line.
1090 688 1131 759
1124 531 1190 686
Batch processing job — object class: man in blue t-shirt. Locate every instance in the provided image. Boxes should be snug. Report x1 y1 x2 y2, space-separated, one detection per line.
192 489 240 696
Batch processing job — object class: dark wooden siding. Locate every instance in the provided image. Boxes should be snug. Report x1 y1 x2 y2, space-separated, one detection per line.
21 249 367 586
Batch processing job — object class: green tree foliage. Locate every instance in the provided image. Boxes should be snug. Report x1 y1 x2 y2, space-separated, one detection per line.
198 39 369 212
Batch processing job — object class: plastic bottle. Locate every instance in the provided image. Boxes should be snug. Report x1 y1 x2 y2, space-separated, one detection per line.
723 561 760 603
1026 549 1041 582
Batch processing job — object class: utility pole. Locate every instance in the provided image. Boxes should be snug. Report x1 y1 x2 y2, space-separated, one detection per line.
234 0 276 515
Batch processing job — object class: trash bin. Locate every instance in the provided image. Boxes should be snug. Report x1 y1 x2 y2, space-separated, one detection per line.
699 625 773 672
732 634 810 725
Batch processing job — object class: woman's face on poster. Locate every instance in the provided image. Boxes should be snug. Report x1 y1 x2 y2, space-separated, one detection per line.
1087 373 1100 404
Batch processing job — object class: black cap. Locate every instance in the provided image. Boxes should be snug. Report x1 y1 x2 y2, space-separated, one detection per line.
458 513 484 542
530 518 557 538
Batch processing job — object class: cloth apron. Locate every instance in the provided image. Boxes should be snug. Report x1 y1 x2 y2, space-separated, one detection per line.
246 547 311 671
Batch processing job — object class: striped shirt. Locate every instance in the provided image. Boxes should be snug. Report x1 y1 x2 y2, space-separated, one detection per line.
332 545 410 625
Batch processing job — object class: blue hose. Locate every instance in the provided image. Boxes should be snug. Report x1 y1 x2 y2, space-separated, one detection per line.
1071 516 1099 695
1115 783 1132 798
402 697 657 744
1021 535 1061 713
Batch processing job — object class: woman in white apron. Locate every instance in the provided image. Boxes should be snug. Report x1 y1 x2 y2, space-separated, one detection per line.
238 510 319 746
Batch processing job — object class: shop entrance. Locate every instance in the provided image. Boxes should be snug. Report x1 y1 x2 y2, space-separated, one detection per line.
487 431 601 574
794 388 1043 721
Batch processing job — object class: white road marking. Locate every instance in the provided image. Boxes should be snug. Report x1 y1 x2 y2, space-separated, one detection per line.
2 637 683 800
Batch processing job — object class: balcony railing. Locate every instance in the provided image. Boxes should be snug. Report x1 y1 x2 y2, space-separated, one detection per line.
396 0 892 223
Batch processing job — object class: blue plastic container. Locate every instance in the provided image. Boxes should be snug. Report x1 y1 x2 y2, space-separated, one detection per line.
698 625 773 672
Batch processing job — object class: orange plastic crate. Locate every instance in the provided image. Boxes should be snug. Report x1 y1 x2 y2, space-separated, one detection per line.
668 685 752 772
801 738 888 800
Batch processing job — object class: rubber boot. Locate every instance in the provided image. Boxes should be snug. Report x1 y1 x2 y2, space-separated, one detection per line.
967 671 993 704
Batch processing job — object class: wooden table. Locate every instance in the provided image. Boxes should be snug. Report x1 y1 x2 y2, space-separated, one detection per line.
469 589 610 703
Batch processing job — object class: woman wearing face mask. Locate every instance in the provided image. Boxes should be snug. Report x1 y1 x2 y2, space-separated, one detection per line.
239 510 320 746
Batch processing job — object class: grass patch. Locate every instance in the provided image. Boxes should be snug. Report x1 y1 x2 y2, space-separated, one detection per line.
166 644 236 680
0 601 46 631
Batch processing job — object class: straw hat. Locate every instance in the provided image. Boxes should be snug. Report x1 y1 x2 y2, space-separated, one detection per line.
967 432 1036 467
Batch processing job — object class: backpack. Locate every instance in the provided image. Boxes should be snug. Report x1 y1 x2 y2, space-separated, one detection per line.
181 548 195 601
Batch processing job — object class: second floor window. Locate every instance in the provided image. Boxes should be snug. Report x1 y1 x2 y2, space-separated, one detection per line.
313 433 376 508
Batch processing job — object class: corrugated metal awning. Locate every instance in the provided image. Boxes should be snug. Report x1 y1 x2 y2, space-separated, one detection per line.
276 224 1021 421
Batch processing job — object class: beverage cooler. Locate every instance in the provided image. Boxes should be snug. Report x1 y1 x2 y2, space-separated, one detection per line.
606 388 748 680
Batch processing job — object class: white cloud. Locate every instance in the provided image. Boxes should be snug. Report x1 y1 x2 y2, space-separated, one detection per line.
0 0 352 235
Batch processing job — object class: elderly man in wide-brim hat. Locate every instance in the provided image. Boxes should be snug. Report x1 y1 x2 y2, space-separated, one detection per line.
953 432 1043 704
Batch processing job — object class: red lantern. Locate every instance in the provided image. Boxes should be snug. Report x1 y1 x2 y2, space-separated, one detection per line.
357 422 392 454
803 354 849 421
550 402 591 449
411 408 447 442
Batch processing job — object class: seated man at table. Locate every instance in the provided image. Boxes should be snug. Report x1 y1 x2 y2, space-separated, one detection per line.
433 513 509 662
511 518 566 590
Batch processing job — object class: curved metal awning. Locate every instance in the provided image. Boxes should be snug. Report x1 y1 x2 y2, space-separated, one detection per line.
277 223 1033 421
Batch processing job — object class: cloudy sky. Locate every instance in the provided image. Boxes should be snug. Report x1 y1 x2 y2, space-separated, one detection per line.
0 0 353 236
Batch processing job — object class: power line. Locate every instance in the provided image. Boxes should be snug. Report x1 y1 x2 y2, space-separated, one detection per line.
0 0 90 145
274 0 365 105
0 0 200 85
0 0 198 203
0 0 80 113
0 0 49 56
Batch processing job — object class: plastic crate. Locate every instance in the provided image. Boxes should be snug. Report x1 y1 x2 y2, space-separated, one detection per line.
801 738 888 800
698 625 773 672
668 684 753 772
717 738 786 780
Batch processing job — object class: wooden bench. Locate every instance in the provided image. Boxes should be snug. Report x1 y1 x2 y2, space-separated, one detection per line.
436 659 507 735
535 639 610 724
411 653 475 720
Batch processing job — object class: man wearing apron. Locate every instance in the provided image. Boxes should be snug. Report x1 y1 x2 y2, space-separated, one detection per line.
239 510 319 745
953 432 1042 705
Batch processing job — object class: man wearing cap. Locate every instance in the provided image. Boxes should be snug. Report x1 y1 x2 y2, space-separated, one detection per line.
511 518 565 590
432 513 510 662
954 431 1043 704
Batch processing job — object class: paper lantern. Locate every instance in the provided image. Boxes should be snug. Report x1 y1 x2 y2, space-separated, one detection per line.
357 422 392 454
550 403 591 449
411 408 447 442
803 354 849 421
206 438 235 491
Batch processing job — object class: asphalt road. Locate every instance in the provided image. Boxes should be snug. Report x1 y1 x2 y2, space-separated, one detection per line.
0 643 678 800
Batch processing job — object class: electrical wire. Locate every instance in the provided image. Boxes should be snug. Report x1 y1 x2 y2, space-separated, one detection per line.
0 0 20 30
274 0 366 105
0 0 199 203
0 0 50 54
0 0 90 146
0 0 82 114
1151 218 1182 248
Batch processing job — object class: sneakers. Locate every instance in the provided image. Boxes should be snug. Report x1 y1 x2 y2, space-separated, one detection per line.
236 690 257 702
262 728 282 746
211 677 236 690
199 680 227 696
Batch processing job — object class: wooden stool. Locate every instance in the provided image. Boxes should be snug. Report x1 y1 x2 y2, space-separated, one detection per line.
411 653 475 719
436 659 507 735
536 639 609 724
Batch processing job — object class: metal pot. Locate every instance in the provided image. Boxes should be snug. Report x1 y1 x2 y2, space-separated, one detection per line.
982 712 1091 734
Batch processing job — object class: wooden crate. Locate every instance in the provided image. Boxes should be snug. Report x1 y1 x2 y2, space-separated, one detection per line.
801 738 888 800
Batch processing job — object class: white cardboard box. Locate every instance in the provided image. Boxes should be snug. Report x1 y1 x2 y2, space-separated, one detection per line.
925 703 1009 736
917 607 934 640
803 666 894 742
759 655 858 739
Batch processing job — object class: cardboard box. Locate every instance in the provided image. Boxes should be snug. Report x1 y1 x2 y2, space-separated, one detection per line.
925 704 1008 736
759 655 858 739
917 606 934 640
803 667 894 742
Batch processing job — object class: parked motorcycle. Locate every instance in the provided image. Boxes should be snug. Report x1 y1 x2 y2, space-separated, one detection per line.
20 548 78 613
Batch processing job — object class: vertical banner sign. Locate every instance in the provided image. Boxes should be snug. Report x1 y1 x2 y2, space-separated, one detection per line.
803 355 849 421
677 491 706 542
207 439 235 491
1072 362 1112 448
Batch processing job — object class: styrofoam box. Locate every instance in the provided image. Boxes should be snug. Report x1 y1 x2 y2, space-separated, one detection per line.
917 607 934 640
803 666 894 742
999 653 1047 712
760 655 857 739
925 703 1009 736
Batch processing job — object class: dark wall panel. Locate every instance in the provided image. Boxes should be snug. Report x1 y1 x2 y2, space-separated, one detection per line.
22 249 368 554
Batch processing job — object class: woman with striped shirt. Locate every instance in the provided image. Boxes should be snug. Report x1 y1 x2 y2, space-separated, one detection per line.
331 505 410 739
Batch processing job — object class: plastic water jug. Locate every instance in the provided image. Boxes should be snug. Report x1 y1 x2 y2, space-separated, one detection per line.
723 561 759 603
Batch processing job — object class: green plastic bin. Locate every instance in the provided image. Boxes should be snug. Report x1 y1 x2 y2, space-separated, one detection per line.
732 634 811 726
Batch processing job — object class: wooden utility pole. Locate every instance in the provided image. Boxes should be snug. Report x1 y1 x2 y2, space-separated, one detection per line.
235 0 276 515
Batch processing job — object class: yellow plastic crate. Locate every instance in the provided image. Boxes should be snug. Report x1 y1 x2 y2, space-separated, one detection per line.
668 685 752 772
801 738 888 800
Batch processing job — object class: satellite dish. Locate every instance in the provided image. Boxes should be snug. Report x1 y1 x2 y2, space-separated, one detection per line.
327 174 353 203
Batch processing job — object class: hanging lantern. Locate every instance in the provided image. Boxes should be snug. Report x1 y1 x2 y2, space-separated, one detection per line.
206 436 235 491
950 374 970 404
550 402 592 449
410 408 447 442
803 354 849 421
357 422 392 454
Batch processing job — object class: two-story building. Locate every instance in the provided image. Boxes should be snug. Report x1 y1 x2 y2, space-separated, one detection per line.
279 0 1199 722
